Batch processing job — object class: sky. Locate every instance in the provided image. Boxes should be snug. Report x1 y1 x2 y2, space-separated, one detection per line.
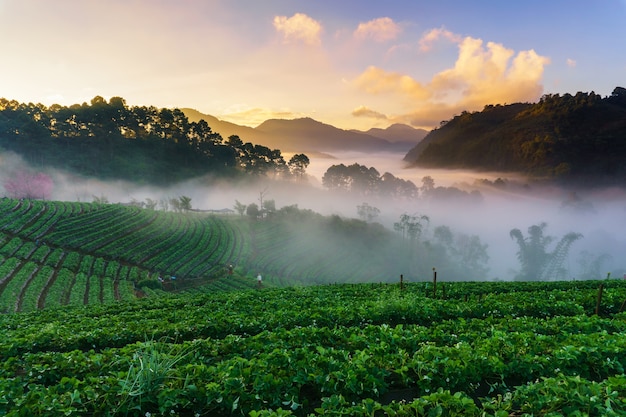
1 0 625 131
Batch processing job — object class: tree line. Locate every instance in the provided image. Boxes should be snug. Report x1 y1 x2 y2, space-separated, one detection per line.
0 96 309 185
321 162 482 203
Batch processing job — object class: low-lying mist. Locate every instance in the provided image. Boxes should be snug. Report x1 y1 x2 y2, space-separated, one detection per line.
2 150 626 282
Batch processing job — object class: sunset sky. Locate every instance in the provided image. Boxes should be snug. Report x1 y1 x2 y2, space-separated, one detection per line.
1 0 625 131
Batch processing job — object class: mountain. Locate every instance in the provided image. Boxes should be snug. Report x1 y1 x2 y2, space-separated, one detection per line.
255 117 416 153
182 109 422 154
356 123 429 144
181 108 259 141
403 88 626 185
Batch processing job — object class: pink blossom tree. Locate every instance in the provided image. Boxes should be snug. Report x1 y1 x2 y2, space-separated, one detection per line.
3 171 53 200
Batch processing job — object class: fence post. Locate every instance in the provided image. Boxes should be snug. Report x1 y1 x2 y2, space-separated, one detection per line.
595 283 604 315
400 274 404 291
432 267 437 298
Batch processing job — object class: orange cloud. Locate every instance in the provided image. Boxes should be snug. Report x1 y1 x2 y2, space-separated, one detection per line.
220 107 305 127
352 105 388 119
353 32 550 128
354 66 431 100
353 17 401 42
419 27 462 52
273 13 322 45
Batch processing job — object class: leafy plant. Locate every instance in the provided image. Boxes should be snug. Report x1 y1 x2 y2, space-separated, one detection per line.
115 338 194 414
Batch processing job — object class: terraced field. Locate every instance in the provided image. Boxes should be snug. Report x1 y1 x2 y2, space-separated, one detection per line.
0 198 407 312
0 198 258 312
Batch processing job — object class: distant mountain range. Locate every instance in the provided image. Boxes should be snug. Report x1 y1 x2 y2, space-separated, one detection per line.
182 109 428 155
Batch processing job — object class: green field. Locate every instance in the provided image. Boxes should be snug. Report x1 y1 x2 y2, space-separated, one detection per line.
1 198 626 416
2 280 626 416
0 198 412 312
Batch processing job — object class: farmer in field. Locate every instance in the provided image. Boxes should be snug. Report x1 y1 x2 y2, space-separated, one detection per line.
257 273 262 288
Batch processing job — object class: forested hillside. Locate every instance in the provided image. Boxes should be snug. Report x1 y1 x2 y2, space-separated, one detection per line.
0 96 308 185
404 87 626 186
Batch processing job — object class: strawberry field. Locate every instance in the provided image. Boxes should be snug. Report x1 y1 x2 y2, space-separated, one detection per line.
0 198 413 312
2 198 626 415
1 280 626 416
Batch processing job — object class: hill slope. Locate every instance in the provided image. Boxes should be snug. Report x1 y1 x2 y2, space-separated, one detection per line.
404 88 626 185
356 123 429 143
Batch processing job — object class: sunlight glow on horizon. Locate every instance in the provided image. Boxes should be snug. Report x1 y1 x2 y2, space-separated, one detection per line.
1 1 624 131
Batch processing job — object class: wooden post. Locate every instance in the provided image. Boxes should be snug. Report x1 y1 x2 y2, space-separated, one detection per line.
432 267 437 298
595 283 604 315
400 274 404 291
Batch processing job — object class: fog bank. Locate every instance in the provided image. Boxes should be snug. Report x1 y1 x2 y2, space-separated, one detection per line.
2 150 626 281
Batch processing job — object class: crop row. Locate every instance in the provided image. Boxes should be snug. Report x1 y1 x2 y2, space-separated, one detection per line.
0 232 145 311
183 275 259 294
0 258 137 313
0 200 93 239
0 199 37 233
2 198 396 290
1 281 626 415
39 203 245 282
3 281 626 355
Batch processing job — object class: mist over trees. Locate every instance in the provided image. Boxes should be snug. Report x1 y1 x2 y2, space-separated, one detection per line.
388 211 490 281
509 223 583 281
321 164 484 204
0 96 308 185
2 94 625 283
322 162 418 199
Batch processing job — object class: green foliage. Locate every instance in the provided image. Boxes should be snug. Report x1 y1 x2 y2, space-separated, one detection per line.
0 198 411 311
115 338 195 414
1 281 626 415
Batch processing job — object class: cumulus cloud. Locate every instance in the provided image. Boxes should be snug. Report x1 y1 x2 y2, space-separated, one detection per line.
354 66 431 100
273 13 322 45
353 17 401 42
419 27 462 52
352 105 388 119
353 31 550 128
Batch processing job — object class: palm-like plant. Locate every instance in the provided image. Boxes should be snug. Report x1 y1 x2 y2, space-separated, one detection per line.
510 222 582 281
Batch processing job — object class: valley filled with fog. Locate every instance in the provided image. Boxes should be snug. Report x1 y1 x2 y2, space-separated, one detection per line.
3 150 626 282
307 151 626 281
